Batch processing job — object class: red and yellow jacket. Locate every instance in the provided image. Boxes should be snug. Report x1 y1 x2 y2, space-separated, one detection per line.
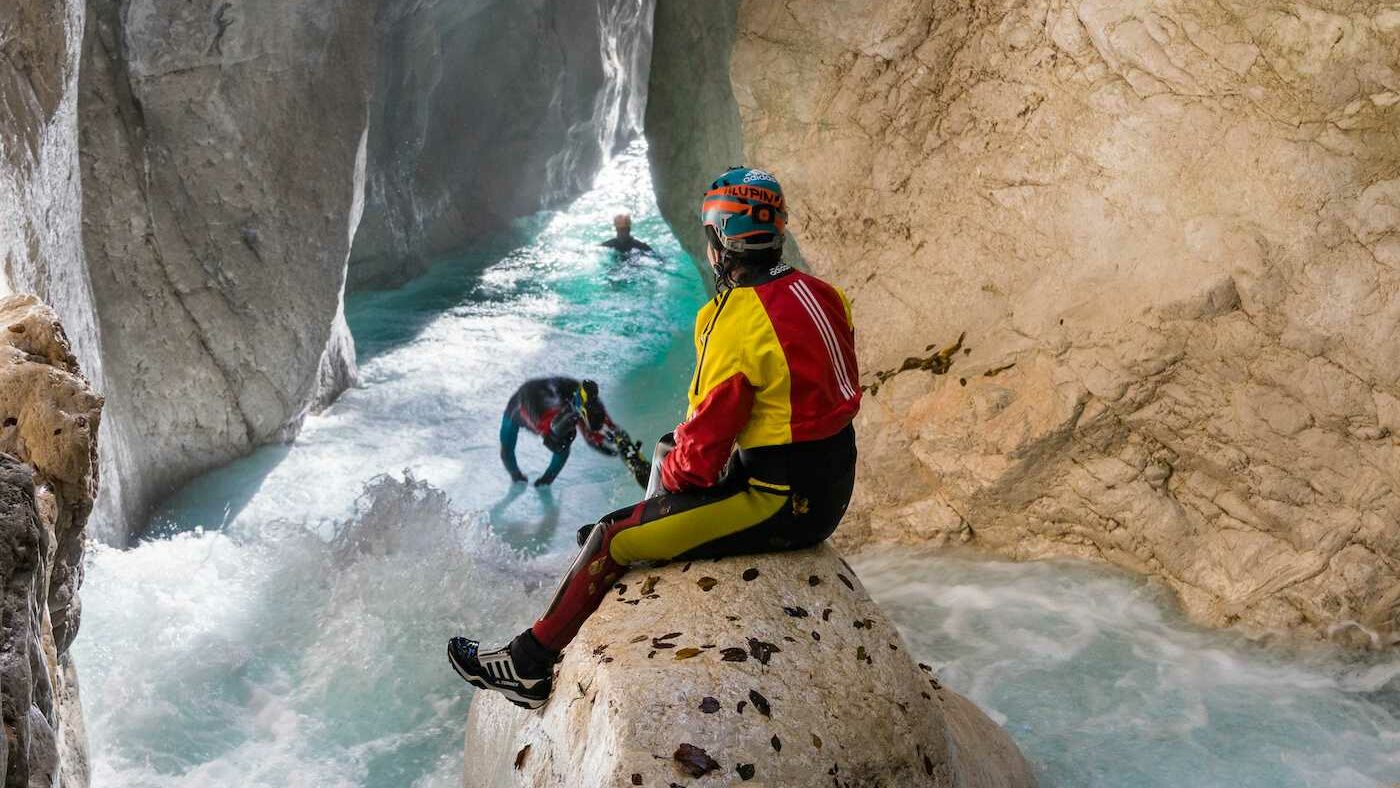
661 266 861 492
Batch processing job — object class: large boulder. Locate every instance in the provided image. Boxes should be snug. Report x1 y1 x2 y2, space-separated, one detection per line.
0 294 102 787
78 0 375 540
648 0 1400 644
463 545 1034 787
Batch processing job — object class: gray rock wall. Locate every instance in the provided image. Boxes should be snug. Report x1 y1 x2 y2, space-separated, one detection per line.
0 295 103 788
78 0 375 540
350 0 653 289
0 0 104 393
648 0 1400 643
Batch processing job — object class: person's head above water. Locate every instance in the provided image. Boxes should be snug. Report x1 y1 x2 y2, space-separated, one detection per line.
612 213 632 238
700 166 786 289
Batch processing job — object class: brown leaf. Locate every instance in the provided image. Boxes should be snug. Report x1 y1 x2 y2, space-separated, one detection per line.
822 608 832 622
514 744 531 770
742 568 760 581
697 577 719 592
630 635 648 644
656 632 682 641
631 774 643 786
783 606 809 618
811 733 823 749
592 644 609 656
736 700 747 714
674 744 719 777
747 638 781 665
771 735 782 752
748 689 771 717
674 647 702 660
720 647 748 662
837 574 854 590
856 645 870 664
811 631 821 641
736 763 756 781
640 576 659 595
651 640 676 649
699 696 720 713
808 575 822 586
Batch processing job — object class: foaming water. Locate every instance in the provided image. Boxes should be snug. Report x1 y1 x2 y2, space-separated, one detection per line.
75 142 706 786
853 549 1400 787
73 140 1399 787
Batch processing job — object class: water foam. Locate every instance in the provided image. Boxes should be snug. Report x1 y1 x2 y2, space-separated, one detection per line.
853 550 1400 787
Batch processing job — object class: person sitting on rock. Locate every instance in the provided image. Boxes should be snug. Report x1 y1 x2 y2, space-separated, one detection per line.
500 377 635 487
600 213 652 255
451 167 861 708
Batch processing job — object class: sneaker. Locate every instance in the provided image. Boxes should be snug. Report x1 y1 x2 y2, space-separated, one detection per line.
447 636 552 709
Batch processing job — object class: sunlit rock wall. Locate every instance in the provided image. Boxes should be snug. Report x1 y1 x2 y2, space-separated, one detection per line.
649 1 1400 643
0 295 102 787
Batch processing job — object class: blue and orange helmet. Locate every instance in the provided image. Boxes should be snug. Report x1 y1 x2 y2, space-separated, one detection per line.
701 167 787 253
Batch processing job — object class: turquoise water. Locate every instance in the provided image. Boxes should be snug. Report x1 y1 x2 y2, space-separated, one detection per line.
74 143 705 787
72 142 1399 787
856 550 1400 788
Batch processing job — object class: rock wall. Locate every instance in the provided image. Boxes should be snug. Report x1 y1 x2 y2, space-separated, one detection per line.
0 0 105 391
462 546 1034 787
649 1 1400 643
350 0 653 290
78 0 376 540
0 295 102 787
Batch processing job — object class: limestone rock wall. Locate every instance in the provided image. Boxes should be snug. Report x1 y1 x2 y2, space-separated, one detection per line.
462 546 1034 788
78 0 375 540
0 294 102 787
649 1 1400 643
350 0 653 289
0 0 105 393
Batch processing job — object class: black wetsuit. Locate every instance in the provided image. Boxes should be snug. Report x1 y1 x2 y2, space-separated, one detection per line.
500 377 621 485
600 235 652 254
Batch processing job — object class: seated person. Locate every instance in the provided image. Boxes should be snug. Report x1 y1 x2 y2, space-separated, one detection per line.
451 167 861 708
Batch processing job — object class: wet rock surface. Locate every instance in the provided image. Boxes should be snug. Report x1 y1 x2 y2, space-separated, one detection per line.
0 294 101 787
650 0 1400 644
462 545 1034 787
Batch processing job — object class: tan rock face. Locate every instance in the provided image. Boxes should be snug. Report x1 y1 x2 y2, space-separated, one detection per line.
462 545 1034 787
0 294 101 786
649 1 1399 643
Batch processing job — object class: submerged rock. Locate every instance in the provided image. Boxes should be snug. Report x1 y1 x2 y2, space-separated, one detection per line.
648 0 1400 644
462 545 1034 787
0 294 102 787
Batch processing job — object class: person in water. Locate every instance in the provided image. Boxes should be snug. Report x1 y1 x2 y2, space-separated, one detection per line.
600 213 652 254
451 167 861 708
499 377 643 487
